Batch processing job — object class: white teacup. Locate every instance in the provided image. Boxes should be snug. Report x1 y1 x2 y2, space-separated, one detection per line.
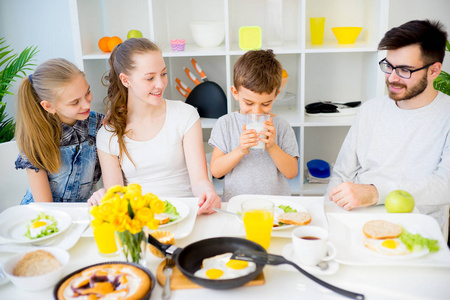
291 226 336 266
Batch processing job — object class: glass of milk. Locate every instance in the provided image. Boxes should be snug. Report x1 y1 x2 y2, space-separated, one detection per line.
246 114 270 150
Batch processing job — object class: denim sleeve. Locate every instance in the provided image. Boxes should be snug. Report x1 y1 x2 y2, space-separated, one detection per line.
15 153 40 173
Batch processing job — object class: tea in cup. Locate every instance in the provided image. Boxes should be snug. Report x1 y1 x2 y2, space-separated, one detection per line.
242 199 274 249
291 226 336 266
246 114 270 150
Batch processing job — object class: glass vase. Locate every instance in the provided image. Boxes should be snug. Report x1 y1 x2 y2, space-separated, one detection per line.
115 229 148 267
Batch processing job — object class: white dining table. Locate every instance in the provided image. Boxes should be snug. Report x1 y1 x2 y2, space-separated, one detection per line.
1 197 450 300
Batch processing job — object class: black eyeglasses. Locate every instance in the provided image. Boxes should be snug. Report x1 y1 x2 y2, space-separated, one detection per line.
379 58 435 79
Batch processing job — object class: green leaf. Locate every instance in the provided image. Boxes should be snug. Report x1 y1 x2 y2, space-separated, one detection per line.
434 70 450 96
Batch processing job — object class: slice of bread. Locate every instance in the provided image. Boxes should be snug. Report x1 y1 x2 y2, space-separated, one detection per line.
363 220 402 239
278 212 312 226
154 213 170 225
13 250 61 277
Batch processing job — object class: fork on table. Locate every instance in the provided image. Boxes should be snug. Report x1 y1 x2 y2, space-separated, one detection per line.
162 258 175 300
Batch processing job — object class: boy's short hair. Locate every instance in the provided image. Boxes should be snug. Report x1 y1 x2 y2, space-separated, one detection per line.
233 49 282 94
378 19 448 64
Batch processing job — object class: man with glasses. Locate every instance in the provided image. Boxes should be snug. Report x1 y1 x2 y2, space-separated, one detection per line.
327 20 450 233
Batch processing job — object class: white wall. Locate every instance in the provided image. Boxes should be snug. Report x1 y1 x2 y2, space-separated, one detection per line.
0 0 449 122
0 0 76 119
388 0 450 71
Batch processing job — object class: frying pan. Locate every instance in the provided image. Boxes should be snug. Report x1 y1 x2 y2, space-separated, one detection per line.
147 236 266 289
185 81 227 119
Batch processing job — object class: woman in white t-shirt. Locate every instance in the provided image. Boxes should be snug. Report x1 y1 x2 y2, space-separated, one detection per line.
88 38 220 214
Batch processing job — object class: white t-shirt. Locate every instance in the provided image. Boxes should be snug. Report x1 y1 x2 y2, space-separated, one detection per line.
97 100 199 197
327 92 450 230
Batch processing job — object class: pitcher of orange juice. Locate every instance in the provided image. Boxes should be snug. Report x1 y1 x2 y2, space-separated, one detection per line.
242 199 274 249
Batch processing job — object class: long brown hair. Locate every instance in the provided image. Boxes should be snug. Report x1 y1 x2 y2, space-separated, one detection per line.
15 58 84 174
104 38 160 163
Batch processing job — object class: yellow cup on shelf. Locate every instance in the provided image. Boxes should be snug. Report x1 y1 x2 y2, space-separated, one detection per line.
242 199 274 249
92 221 118 256
310 17 326 45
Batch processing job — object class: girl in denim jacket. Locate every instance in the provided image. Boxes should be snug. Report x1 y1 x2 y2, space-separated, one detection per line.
15 58 104 203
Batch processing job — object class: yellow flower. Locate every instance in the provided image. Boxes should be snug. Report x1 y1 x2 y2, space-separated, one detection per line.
147 218 160 230
150 198 165 214
91 218 103 227
127 183 141 193
113 214 131 232
135 207 154 223
127 218 143 234
109 185 125 194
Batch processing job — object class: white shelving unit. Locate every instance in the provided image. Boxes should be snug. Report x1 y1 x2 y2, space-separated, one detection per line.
70 0 389 196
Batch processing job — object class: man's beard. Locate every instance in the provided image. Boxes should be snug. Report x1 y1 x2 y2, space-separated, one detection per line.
386 73 428 101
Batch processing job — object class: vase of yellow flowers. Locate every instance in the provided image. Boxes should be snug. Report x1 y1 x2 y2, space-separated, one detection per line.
90 183 165 266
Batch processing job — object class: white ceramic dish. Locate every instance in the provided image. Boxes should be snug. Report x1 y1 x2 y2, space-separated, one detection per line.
157 199 190 228
83 197 198 240
279 243 339 276
3 247 70 291
328 213 450 267
231 200 308 231
0 207 72 244
0 262 10 286
223 195 328 238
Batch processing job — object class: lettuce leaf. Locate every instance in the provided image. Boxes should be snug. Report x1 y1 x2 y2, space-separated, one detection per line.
163 200 181 222
399 227 440 253
24 212 58 239
278 205 297 213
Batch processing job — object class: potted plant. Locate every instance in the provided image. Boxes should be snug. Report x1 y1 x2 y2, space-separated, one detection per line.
433 40 450 96
0 37 38 143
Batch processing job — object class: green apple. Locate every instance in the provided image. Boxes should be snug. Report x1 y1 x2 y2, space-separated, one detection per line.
385 190 415 213
127 29 143 39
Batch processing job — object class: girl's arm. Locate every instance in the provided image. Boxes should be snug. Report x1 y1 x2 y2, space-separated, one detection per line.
27 169 53 202
183 119 221 214
87 149 124 206
98 149 124 189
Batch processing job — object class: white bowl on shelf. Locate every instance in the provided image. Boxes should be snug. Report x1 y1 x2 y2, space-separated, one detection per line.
3 247 70 291
189 22 225 48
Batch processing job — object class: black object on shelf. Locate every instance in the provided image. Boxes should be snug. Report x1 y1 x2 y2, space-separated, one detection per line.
185 81 227 119
305 101 361 114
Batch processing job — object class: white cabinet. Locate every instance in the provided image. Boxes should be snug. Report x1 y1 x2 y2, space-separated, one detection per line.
70 0 389 196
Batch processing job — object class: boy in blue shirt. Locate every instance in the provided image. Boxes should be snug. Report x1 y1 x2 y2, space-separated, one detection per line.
208 50 299 201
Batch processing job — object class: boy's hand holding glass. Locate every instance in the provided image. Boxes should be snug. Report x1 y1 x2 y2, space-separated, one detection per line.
260 117 276 150
239 125 260 154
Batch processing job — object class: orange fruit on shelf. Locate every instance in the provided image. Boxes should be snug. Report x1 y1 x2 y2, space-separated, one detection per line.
98 36 111 52
107 36 123 51
282 69 288 78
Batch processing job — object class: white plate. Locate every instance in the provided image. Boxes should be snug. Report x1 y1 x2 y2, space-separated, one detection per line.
0 206 72 244
158 199 190 228
328 213 450 267
0 263 10 286
231 200 308 231
83 198 198 240
223 195 328 238
279 243 339 276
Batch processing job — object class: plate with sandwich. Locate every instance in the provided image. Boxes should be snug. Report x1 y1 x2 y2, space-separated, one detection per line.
328 213 450 267
154 199 190 228
223 195 328 238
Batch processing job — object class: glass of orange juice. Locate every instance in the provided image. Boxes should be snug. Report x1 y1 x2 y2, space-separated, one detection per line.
91 221 118 256
241 199 274 249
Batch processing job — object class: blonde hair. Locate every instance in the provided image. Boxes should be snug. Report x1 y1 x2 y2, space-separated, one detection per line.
104 38 160 164
15 58 84 174
233 49 282 94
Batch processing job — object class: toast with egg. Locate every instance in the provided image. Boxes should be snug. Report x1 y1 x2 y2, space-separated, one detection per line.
278 212 312 226
14 250 61 277
363 220 402 239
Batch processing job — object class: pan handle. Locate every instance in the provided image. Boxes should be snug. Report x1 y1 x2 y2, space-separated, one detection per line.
148 234 180 258
285 260 364 300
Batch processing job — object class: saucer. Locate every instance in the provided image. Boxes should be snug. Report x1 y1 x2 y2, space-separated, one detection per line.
279 243 339 275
